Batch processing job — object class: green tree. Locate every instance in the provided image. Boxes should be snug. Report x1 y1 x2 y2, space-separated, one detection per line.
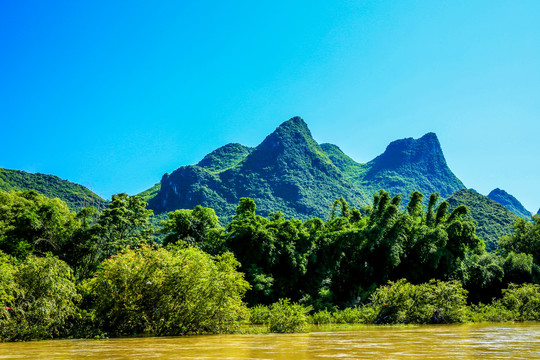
0 190 79 259
499 215 540 264
80 193 153 273
160 205 224 253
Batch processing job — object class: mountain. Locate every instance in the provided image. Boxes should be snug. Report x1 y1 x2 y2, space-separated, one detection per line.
0 168 106 211
148 117 369 221
146 117 466 222
322 132 465 200
446 189 518 251
487 188 531 219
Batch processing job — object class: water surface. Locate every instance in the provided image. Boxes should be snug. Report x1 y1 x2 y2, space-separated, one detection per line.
1 323 539 359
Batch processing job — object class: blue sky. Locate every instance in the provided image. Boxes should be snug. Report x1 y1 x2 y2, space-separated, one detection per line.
1 1 539 212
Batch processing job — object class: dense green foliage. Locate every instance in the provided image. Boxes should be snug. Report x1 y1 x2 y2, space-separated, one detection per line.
499 215 540 266
0 168 105 211
148 117 369 222
146 118 465 224
267 298 311 333
137 183 161 202
0 253 80 341
83 246 249 336
322 133 465 201
447 189 519 251
488 188 532 219
196 143 253 173
2 188 540 341
0 190 80 259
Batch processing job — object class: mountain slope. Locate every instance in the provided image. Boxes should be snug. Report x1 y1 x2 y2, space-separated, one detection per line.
321 133 465 200
446 189 518 251
146 118 469 222
197 143 253 173
487 188 531 219
148 117 369 221
0 168 106 211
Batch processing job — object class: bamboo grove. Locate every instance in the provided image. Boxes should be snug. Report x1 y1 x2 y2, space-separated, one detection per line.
1 189 540 340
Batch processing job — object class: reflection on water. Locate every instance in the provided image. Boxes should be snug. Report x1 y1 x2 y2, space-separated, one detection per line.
1 323 540 359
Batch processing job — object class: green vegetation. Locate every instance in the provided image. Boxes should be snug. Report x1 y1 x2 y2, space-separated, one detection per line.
0 168 106 211
488 188 532 219
83 246 249 336
323 133 465 202
447 189 518 251
196 143 253 173
145 119 465 224
2 188 540 341
137 183 161 202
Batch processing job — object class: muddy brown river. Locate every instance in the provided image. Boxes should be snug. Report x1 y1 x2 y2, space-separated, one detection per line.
1 323 539 359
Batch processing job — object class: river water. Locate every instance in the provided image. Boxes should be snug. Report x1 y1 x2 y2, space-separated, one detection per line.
1 323 539 359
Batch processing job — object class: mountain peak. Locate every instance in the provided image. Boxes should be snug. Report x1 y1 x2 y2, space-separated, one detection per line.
271 116 311 139
487 188 531 218
362 132 465 198
243 116 325 170
197 143 253 173
371 132 444 172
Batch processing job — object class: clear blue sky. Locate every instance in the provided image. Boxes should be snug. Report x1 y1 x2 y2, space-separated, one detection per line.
1 1 539 212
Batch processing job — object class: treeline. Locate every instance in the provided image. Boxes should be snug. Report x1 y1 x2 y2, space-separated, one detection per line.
1 189 540 340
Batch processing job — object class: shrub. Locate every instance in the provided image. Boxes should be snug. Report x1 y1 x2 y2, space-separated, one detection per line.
370 279 467 324
311 309 334 325
1 254 80 341
466 302 515 322
84 246 250 336
268 299 312 333
249 305 271 325
500 283 540 321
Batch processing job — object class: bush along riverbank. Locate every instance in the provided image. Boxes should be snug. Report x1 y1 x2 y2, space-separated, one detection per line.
2 189 540 341
247 280 540 333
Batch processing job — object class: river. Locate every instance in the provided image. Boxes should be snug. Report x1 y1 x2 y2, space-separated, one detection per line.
1 323 539 359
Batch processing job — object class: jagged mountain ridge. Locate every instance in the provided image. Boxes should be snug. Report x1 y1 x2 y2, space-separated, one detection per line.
148 117 369 220
147 117 466 221
0 168 106 211
487 188 531 219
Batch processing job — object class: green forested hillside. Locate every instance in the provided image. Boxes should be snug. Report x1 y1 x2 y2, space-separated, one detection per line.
488 188 531 219
446 189 518 251
146 118 466 222
196 143 253 172
148 117 369 221
0 168 106 211
321 133 465 201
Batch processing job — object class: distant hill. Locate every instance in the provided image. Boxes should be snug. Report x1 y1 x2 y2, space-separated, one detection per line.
146 117 466 222
487 188 531 219
138 183 161 202
0 168 106 211
446 189 518 251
